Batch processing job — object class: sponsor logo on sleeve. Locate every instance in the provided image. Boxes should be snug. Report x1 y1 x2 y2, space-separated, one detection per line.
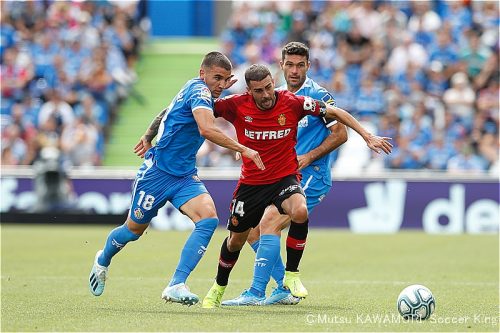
198 87 212 103
321 93 336 106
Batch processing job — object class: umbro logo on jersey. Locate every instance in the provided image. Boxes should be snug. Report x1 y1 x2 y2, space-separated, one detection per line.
244 116 253 122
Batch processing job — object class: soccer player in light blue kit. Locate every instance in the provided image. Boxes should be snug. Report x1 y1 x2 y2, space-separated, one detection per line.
243 42 349 305
88 52 264 305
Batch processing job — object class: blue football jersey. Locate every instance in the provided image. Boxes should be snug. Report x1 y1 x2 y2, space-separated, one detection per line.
154 78 214 176
277 77 337 183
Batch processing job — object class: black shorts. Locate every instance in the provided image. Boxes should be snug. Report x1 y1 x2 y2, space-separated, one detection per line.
227 174 305 233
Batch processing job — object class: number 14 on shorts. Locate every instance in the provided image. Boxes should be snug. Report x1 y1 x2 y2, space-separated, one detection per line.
231 199 245 216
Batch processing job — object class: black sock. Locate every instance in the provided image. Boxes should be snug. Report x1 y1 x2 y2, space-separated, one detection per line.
286 219 309 272
216 237 240 286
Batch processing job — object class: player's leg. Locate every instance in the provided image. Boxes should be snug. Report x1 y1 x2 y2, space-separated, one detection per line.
162 177 219 305
168 193 218 286
89 159 165 296
88 217 145 297
245 190 307 300
206 183 267 307
246 206 303 306
228 176 306 304
278 184 310 298
221 223 277 306
202 229 251 308
246 212 289 289
282 172 332 298
247 207 301 306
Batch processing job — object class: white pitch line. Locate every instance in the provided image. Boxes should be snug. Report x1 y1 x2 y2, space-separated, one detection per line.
1 276 497 287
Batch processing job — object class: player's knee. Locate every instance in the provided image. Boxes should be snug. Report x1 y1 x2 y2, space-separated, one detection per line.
290 205 308 224
247 229 259 245
260 219 282 236
227 235 246 252
194 205 217 221
126 219 148 236
195 217 219 234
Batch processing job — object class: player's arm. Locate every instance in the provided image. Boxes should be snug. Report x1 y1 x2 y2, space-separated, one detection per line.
320 103 393 154
133 108 167 158
297 122 348 170
193 108 265 170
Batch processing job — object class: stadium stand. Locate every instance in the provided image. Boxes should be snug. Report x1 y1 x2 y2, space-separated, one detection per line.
1 0 146 167
2 1 498 175
212 1 498 174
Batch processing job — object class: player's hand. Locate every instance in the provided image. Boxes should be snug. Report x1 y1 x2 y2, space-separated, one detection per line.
224 76 238 90
133 135 153 158
297 154 313 170
235 152 241 160
366 134 393 154
241 147 265 170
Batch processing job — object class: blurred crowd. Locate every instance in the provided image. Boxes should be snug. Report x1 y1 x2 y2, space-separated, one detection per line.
199 0 499 175
1 0 146 167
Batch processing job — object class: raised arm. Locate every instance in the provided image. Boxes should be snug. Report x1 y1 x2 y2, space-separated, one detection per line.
193 108 265 170
297 122 348 170
322 104 393 154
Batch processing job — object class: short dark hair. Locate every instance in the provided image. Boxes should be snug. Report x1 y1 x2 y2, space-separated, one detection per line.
201 51 232 71
244 64 272 85
281 42 309 61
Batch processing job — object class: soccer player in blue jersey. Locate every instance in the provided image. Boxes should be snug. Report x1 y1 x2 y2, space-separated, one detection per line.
88 51 264 305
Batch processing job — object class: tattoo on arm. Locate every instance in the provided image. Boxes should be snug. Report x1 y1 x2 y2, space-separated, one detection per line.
144 108 167 142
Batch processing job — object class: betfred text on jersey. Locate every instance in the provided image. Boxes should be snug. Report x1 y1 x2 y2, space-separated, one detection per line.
244 128 291 140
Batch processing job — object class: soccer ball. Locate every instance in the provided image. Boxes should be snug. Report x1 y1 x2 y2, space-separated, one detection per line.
397 284 436 320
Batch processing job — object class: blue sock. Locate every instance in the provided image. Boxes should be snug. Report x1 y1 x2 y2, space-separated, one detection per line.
250 239 284 288
98 223 140 267
249 234 280 297
169 218 218 286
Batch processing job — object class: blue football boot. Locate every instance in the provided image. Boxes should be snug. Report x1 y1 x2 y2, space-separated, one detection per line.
262 286 302 305
221 289 265 306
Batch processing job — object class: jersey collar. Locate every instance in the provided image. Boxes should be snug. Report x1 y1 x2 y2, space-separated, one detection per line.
277 77 312 95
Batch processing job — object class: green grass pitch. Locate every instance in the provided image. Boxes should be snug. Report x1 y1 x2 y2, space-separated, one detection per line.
1 224 498 331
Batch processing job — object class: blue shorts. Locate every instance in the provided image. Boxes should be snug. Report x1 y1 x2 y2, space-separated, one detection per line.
301 166 332 213
128 153 208 224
